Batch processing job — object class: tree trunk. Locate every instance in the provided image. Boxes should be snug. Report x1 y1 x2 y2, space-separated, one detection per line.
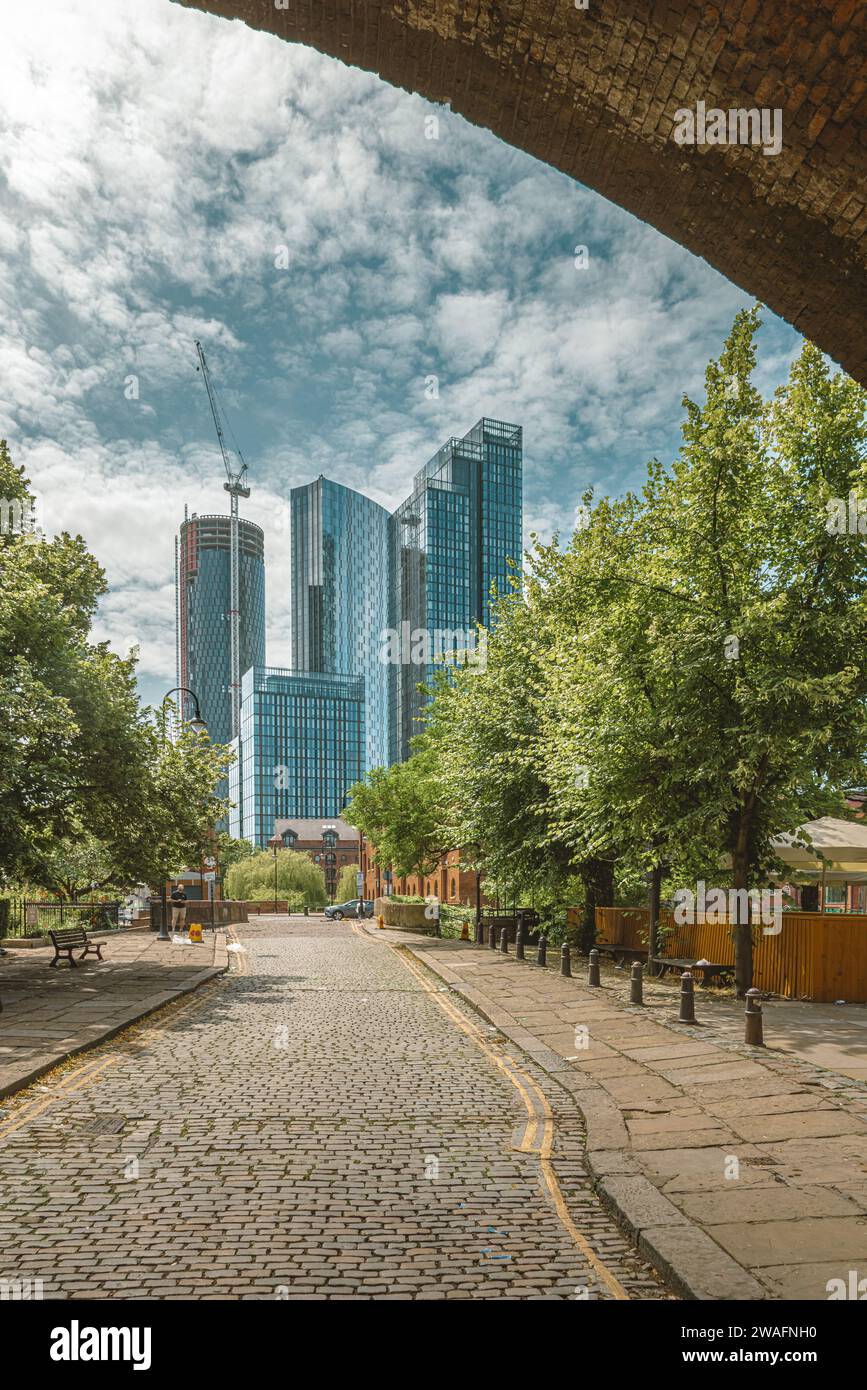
647 862 663 976
732 831 753 997
579 857 614 954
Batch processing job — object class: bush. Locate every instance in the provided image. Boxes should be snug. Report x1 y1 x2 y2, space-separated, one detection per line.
438 904 474 939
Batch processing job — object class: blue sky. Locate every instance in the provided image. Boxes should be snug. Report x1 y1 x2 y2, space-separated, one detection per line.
0 0 803 708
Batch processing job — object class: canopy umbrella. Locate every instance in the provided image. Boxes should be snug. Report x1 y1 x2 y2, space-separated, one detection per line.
771 817 867 914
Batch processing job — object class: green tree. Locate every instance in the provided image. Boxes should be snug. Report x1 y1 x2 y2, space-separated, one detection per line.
346 744 447 878
0 440 233 893
336 863 361 901
216 833 256 874
224 848 326 906
541 312 867 991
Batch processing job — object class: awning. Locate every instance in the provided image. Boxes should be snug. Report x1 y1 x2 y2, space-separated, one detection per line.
771 816 867 874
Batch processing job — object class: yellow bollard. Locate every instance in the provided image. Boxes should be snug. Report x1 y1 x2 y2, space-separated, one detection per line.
188 922 203 944
377 915 385 930
460 921 470 940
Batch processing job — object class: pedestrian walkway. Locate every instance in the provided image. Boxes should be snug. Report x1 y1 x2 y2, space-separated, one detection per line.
400 933 867 1300
0 917 668 1300
0 928 227 1097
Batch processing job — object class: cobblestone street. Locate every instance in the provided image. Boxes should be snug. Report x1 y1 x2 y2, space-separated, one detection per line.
0 917 668 1300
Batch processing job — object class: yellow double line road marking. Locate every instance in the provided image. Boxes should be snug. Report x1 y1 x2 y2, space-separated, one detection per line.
383 939 629 1301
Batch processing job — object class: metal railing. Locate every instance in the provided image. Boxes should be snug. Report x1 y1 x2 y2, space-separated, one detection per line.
2 900 121 939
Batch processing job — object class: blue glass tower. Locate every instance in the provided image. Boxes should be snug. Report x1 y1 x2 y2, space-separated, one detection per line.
290 477 390 774
176 512 266 748
229 666 365 848
389 418 522 762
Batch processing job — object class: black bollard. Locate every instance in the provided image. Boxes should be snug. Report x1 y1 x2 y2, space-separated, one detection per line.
679 969 696 1024
629 960 643 1005
561 943 572 977
515 926 525 961
744 988 764 1046
475 918 484 946
489 922 497 950
499 928 509 954
537 934 547 968
588 949 600 987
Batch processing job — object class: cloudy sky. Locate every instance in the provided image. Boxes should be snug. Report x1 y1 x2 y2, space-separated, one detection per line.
0 0 802 708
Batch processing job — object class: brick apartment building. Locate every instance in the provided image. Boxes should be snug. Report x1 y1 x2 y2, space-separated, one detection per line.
360 835 485 910
272 817 362 902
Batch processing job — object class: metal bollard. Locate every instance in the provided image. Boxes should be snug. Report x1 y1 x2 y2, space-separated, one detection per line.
475 919 484 946
588 949 600 987
629 960 643 1005
515 926 525 961
537 934 547 967
744 988 764 1046
499 927 509 954
489 922 497 949
679 969 696 1023
560 943 572 977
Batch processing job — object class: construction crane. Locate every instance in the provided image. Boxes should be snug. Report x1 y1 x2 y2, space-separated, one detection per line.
195 340 250 741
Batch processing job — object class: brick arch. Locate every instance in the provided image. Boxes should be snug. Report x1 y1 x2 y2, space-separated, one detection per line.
184 0 867 385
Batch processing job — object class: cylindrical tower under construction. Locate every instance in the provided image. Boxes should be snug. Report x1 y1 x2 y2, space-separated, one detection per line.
175 512 266 748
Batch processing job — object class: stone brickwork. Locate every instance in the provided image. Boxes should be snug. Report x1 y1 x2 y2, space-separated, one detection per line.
182 0 867 384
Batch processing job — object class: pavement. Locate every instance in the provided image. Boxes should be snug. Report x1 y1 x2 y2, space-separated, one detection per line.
0 916 668 1300
0 927 227 1098
400 932 867 1301
683 994 867 1084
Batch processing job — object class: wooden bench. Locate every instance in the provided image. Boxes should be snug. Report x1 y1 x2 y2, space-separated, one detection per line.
649 955 733 987
48 927 105 968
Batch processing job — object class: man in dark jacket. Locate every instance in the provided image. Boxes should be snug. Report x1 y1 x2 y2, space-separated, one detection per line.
170 883 188 930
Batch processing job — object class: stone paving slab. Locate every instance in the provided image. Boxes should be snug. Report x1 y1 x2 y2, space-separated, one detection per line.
0 930 227 1097
397 932 867 1301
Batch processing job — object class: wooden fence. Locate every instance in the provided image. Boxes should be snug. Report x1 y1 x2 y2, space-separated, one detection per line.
591 906 867 1003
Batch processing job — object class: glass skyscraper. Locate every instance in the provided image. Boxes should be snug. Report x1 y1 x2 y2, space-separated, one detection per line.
228 666 365 848
389 418 522 761
290 477 390 774
175 512 266 748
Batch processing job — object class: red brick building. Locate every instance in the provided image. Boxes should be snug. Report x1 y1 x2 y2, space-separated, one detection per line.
273 817 362 902
360 836 485 909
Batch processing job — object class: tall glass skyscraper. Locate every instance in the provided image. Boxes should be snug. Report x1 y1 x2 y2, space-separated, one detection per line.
290 477 390 773
228 666 365 847
389 418 522 762
175 512 266 748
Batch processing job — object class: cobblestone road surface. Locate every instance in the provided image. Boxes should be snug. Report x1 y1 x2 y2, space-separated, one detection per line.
0 918 670 1300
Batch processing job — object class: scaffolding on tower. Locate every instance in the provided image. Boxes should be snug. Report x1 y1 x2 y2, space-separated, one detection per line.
195 340 250 740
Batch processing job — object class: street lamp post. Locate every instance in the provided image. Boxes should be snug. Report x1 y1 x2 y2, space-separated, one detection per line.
157 686 208 941
273 841 278 915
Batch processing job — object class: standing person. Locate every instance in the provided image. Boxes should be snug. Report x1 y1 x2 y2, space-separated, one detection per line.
170 883 188 931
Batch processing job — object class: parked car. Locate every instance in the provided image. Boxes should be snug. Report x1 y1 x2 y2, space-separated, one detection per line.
324 899 374 921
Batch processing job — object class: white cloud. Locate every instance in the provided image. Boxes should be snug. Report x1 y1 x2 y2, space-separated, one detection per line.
0 0 802 701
